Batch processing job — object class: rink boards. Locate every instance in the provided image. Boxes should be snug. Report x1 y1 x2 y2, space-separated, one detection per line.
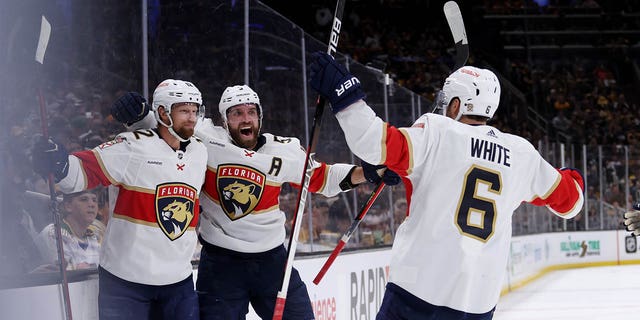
2 230 639 320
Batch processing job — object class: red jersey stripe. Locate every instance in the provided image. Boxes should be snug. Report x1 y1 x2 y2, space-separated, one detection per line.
289 162 329 193
383 125 413 176
72 150 115 189
530 169 582 215
114 187 200 227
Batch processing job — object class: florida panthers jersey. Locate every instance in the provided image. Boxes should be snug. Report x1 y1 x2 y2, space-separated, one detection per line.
335 101 584 313
195 118 355 253
57 129 207 285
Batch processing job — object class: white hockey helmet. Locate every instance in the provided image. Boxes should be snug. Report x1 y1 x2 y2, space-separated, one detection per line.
438 66 501 121
152 79 204 141
152 79 203 113
218 85 262 126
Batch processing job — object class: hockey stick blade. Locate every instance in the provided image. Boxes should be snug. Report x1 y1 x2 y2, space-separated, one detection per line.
272 0 346 319
444 1 469 70
35 16 51 64
313 181 386 285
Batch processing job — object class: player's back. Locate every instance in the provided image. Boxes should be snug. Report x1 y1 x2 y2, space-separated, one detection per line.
391 113 559 314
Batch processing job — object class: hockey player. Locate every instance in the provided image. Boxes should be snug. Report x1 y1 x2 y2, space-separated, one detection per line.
110 84 400 319
32 79 207 320
309 52 585 320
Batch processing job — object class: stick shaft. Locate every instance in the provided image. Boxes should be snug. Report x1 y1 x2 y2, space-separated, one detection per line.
273 1 346 319
38 89 74 320
313 181 385 284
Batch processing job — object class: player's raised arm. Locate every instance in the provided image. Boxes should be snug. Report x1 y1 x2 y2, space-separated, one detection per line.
110 91 156 130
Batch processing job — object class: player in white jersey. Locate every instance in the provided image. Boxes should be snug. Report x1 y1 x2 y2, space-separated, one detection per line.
309 52 585 320
33 79 207 320
110 84 400 319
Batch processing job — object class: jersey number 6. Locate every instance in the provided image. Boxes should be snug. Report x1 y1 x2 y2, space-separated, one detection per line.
455 165 501 242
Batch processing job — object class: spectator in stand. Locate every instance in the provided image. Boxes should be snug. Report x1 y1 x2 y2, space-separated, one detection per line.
327 198 360 248
567 212 585 231
604 183 625 205
332 205 353 233
299 199 337 250
551 110 572 136
35 189 101 271
553 94 571 112
360 201 392 246
392 198 407 233
280 191 297 237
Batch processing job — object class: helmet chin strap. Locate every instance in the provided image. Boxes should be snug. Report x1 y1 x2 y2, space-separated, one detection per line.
168 127 189 143
155 110 189 143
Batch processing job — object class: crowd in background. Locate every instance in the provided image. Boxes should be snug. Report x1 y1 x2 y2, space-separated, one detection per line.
283 0 640 233
2 0 640 277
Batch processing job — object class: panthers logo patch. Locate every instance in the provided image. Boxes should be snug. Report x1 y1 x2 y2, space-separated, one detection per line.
155 183 197 240
217 164 265 220
98 136 127 149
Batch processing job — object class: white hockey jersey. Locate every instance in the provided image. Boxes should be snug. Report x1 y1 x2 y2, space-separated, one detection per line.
57 129 207 285
194 118 355 253
336 101 584 313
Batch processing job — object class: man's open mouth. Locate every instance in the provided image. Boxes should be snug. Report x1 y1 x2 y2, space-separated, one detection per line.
240 127 253 136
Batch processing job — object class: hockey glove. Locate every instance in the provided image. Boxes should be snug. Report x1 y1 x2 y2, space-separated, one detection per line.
624 203 640 236
362 161 402 186
309 51 365 114
559 167 585 192
32 137 69 183
111 92 149 126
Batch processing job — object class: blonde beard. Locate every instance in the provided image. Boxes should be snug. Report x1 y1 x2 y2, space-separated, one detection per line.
174 127 195 140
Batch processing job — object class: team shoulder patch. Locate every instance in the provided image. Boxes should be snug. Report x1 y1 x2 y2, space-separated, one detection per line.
98 135 127 149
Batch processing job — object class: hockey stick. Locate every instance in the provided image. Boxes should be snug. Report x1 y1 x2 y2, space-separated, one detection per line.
36 16 74 320
444 1 469 69
272 1 346 319
313 181 385 284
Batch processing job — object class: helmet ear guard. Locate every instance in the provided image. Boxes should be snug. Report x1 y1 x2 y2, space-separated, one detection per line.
440 66 501 120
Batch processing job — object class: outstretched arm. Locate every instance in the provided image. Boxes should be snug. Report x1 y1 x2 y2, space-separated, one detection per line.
338 162 401 191
530 167 585 219
309 52 413 175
